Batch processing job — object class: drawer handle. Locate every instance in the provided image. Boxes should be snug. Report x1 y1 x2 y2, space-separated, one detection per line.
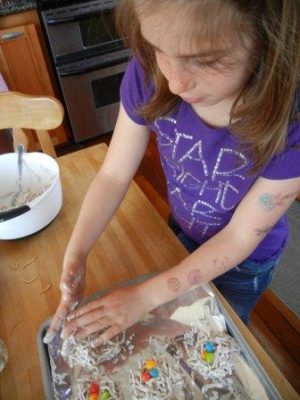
0 31 24 40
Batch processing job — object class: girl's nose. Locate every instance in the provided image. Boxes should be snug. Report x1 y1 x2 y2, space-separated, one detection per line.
168 64 194 96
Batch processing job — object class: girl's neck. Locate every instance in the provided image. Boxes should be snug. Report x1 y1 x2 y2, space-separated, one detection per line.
191 98 235 129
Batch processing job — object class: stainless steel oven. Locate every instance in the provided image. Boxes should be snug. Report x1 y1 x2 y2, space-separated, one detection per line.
39 0 130 143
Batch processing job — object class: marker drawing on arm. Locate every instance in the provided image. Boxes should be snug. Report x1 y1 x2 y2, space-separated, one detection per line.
258 191 299 211
187 269 203 285
167 276 181 292
213 257 230 273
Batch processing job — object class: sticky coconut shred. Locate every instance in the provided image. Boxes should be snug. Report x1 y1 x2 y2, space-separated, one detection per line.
59 325 241 399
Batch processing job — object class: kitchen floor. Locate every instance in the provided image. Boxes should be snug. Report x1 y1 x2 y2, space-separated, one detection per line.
1 130 299 393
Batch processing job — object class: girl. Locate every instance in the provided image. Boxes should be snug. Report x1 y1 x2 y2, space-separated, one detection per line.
44 0 300 347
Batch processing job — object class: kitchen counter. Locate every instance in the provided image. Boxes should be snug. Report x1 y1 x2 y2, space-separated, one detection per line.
0 143 298 399
0 1 36 16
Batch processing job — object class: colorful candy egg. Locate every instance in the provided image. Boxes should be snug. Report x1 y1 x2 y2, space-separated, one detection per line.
88 394 98 400
204 341 216 353
149 368 159 378
88 382 100 395
200 349 208 360
205 352 215 364
141 369 152 382
145 359 156 370
100 389 111 400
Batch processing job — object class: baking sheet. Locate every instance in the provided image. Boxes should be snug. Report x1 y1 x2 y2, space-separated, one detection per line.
37 275 282 400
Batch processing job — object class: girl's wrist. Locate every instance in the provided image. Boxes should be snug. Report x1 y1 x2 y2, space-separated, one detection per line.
63 249 87 269
138 274 170 310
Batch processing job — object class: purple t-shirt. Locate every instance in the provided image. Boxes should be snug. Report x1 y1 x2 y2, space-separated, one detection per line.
120 58 300 261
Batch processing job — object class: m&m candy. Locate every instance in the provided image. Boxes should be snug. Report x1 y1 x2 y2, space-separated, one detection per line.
140 359 160 382
141 369 152 382
100 389 111 400
87 382 100 399
149 368 159 378
204 341 216 353
88 394 98 400
200 349 208 360
200 340 217 365
145 359 156 370
88 382 100 395
205 352 215 364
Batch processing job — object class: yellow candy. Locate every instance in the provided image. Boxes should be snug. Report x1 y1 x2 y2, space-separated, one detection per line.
145 359 156 370
200 349 208 360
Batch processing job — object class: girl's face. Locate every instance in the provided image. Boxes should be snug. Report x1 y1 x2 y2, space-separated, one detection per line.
140 7 253 108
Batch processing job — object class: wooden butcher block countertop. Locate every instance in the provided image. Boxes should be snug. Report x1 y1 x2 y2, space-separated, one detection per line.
0 143 298 399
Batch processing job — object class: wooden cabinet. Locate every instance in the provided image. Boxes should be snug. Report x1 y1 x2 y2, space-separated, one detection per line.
0 11 69 147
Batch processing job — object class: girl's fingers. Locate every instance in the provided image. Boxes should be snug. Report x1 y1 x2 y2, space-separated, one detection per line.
43 302 69 343
62 306 107 338
67 299 104 321
73 317 111 341
91 324 121 348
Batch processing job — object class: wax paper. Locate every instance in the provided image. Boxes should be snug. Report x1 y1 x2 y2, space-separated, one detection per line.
46 282 271 400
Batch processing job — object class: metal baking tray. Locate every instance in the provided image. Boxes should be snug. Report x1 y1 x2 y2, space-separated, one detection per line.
37 275 282 400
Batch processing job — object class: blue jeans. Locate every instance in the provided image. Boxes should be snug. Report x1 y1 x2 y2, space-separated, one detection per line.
168 216 280 325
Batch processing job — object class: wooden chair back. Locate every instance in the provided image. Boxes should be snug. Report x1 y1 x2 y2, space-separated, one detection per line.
0 91 64 158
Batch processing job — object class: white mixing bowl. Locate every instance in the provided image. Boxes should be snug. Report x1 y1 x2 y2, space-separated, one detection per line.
0 152 63 240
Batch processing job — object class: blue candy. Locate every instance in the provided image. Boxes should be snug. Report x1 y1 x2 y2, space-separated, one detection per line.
204 341 215 353
149 368 159 378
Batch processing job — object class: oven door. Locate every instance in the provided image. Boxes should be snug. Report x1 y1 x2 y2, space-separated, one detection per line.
57 56 128 143
42 0 122 64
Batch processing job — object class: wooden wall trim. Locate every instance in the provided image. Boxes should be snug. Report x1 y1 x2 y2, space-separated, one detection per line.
253 288 300 365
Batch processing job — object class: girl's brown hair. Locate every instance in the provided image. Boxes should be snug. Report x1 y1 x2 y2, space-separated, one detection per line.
116 0 300 173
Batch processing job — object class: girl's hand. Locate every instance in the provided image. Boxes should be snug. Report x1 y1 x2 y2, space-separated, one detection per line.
43 258 86 344
61 284 153 347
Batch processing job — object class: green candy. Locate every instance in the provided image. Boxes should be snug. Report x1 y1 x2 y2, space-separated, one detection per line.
205 352 215 364
100 389 110 400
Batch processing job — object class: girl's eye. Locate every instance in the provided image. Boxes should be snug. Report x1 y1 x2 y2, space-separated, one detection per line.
190 58 218 68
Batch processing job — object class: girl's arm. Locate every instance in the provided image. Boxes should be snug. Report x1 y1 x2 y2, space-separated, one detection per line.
44 104 150 343
142 175 300 307
65 104 151 260
63 172 300 346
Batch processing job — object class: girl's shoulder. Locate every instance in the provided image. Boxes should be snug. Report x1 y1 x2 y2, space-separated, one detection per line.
123 57 146 84
120 57 154 125
260 120 300 180
287 119 300 143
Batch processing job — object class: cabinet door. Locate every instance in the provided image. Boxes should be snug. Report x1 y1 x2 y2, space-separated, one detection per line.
0 23 67 145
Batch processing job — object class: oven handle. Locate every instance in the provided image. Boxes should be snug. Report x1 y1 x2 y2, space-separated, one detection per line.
59 65 98 77
46 15 84 25
45 0 118 25
46 8 103 25
59 57 128 77
60 62 122 77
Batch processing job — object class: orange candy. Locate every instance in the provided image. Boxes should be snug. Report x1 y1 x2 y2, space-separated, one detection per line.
200 349 208 360
88 394 98 400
